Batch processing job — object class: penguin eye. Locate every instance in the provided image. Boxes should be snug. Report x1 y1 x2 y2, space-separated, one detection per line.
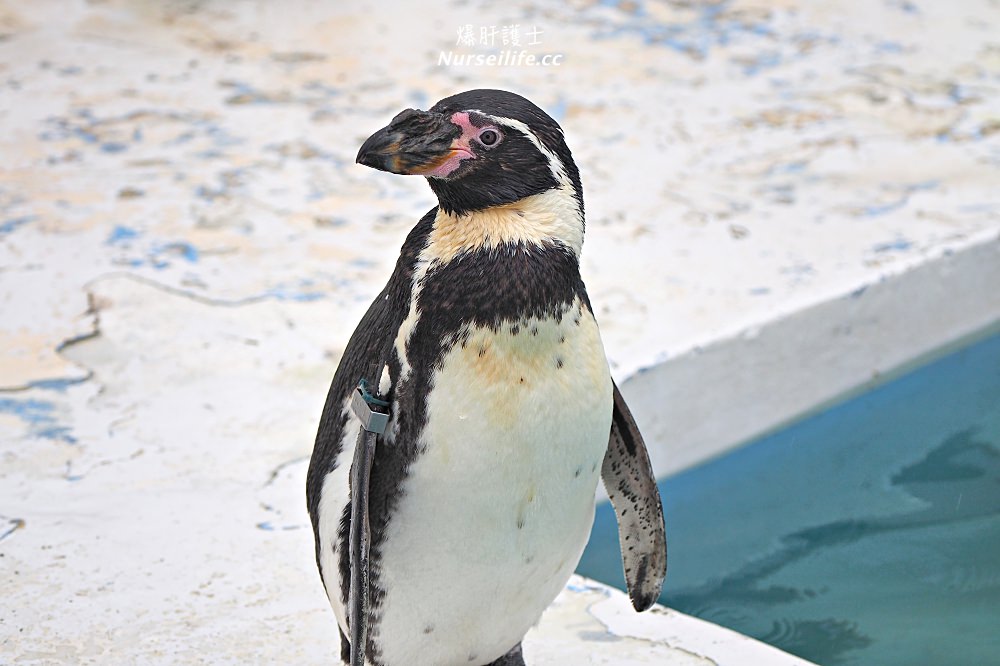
477 128 500 147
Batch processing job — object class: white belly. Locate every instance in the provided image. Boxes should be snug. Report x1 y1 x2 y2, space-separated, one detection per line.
323 301 613 666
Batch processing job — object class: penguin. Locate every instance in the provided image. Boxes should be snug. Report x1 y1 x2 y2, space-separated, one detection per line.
306 89 666 666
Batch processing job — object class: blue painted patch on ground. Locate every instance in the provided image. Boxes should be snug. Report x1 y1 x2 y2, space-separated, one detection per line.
100 142 128 154
267 287 326 302
0 397 78 444
155 241 200 264
857 180 938 217
592 0 775 59
548 96 568 121
106 225 141 244
874 40 905 54
767 160 808 176
27 376 91 392
740 50 784 76
0 216 38 235
872 237 913 253
0 397 58 425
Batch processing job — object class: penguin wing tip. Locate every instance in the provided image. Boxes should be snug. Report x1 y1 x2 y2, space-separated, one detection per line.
629 588 659 612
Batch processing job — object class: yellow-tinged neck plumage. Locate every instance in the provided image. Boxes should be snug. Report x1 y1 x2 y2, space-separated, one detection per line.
426 185 584 265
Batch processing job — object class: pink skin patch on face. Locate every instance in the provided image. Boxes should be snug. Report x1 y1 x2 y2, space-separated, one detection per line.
423 112 482 178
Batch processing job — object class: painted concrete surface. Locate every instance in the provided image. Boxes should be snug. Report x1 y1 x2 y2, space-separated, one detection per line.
2 0 998 663
530 576 816 665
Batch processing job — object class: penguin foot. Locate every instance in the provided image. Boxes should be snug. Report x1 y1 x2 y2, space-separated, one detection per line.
484 643 525 666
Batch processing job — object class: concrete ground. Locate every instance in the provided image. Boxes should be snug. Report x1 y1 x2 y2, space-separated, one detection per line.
2 0 998 663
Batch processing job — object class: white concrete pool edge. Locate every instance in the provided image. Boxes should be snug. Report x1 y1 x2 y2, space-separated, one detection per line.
525 575 818 665
618 228 1000 482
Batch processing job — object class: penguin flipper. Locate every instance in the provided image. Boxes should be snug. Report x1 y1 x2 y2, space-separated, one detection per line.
601 381 667 612
348 426 377 666
307 211 438 662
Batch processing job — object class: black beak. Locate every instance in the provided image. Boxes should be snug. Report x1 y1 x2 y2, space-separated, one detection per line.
356 109 463 176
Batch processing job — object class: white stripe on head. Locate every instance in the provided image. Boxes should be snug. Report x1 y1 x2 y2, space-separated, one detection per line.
479 114 574 191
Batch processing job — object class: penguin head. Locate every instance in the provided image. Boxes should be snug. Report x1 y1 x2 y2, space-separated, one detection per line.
356 89 582 218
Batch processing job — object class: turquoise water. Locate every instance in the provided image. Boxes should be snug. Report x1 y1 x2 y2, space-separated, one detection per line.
578 331 1000 666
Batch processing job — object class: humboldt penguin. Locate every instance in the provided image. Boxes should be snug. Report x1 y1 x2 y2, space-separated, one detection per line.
306 89 666 666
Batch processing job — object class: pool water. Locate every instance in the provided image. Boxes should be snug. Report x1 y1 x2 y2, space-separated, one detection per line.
578 331 1000 666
